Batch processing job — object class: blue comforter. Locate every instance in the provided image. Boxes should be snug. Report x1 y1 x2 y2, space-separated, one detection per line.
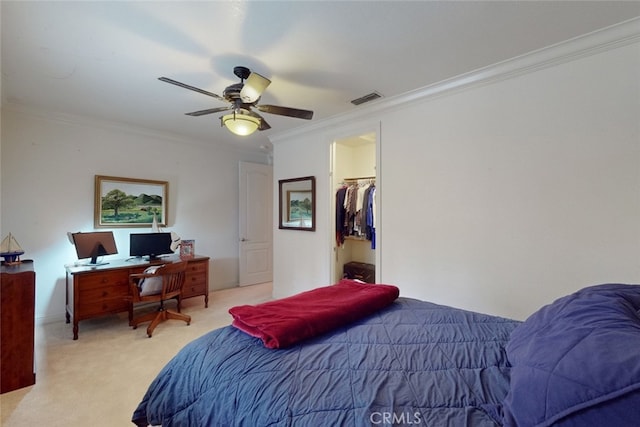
132 297 519 426
502 283 640 427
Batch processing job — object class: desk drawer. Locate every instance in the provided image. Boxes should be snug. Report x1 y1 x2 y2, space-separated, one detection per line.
75 270 129 318
183 275 207 297
183 259 208 299
183 281 206 298
76 271 129 289
77 298 129 318
79 282 129 302
186 260 207 275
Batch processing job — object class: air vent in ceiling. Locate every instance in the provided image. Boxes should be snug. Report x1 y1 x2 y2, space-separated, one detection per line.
350 91 383 106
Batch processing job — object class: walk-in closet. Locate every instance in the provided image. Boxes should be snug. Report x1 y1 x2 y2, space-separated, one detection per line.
331 131 377 283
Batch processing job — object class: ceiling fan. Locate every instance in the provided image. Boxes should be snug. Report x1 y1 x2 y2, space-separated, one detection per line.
159 66 314 136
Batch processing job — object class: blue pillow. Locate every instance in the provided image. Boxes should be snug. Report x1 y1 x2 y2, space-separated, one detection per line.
502 283 640 427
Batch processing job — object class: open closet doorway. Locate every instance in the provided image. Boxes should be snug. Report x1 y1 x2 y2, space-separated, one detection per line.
331 130 379 284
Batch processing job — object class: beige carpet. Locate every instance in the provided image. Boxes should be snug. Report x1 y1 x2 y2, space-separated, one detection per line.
0 282 273 427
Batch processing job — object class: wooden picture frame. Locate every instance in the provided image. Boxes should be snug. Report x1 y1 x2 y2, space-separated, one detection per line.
94 175 168 228
279 176 315 231
180 240 195 258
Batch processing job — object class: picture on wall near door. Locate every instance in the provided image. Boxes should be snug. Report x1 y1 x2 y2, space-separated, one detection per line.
94 175 168 228
279 176 315 231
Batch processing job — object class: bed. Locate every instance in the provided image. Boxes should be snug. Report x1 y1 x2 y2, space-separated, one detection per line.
132 281 640 426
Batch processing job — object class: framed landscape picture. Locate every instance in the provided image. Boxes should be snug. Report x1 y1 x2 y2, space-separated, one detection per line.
94 175 168 228
287 190 313 222
278 176 315 231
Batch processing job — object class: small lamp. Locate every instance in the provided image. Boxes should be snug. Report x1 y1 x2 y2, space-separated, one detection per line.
221 111 260 136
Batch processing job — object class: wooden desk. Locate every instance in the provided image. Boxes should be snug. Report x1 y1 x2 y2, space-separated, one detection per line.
1 262 36 393
65 255 209 340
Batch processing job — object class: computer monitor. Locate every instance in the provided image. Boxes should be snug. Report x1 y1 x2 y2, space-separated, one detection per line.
72 231 118 265
129 232 173 260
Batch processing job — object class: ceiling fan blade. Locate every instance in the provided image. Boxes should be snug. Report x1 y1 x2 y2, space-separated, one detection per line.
256 104 313 120
186 106 232 117
240 72 271 103
159 77 227 103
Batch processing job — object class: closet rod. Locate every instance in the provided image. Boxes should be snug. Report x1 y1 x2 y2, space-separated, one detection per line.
343 175 376 182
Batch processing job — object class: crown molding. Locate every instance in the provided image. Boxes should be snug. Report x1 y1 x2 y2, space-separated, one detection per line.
270 17 640 144
2 103 267 156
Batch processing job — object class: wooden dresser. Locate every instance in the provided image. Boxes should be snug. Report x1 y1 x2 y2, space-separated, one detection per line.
65 255 209 340
1 262 36 393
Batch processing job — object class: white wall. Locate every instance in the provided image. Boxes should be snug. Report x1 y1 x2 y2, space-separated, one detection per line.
272 132 331 298
271 25 640 320
1 107 269 323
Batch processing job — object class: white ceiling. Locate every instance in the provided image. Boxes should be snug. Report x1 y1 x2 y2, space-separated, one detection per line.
2 1 639 153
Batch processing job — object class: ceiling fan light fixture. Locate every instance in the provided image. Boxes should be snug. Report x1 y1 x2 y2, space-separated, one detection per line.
221 111 260 136
160 66 313 134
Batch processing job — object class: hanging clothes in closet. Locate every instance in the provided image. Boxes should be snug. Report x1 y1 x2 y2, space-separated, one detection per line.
336 178 376 249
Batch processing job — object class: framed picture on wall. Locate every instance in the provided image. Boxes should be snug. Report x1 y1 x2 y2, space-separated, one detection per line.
94 175 168 228
278 176 315 231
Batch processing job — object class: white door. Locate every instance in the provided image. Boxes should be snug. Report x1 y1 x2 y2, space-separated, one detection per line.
239 161 273 286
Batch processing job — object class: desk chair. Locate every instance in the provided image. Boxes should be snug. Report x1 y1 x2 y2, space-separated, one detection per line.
128 260 191 337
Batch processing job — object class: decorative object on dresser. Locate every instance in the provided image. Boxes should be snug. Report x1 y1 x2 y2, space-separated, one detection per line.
65 255 209 339
0 233 25 264
94 175 168 228
1 261 36 393
129 261 191 338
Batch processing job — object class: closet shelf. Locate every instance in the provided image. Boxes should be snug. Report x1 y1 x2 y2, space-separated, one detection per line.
344 236 369 242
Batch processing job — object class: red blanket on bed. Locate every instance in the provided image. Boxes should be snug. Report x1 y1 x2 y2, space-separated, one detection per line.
229 279 400 349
